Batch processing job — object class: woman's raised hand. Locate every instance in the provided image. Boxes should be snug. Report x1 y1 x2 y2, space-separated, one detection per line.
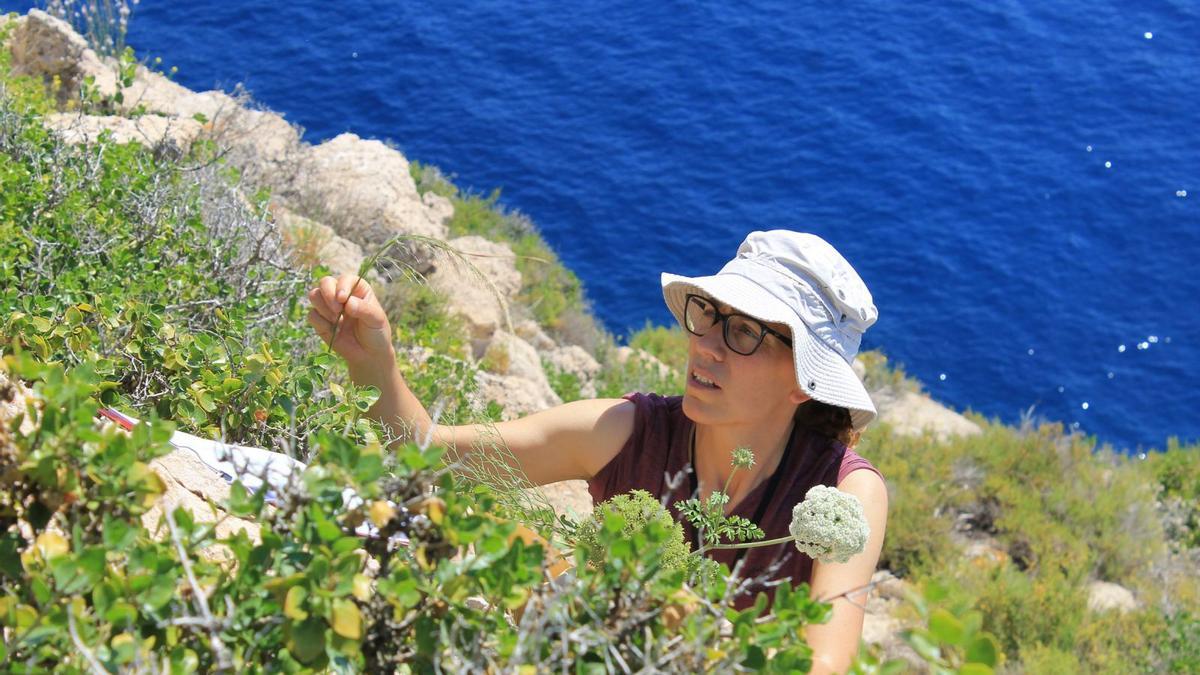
306 274 394 368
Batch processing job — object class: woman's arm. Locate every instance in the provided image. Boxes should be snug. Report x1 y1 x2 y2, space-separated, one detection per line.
803 468 889 674
307 274 632 485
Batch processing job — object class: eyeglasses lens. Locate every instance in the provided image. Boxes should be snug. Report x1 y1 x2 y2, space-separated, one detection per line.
684 296 765 355
725 315 764 354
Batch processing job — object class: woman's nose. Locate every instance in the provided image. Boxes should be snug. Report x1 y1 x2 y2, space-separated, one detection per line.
693 324 727 360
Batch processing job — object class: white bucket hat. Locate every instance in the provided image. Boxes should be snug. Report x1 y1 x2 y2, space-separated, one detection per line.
661 230 879 430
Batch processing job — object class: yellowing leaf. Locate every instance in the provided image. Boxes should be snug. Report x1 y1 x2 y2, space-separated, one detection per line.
417 497 445 526
369 501 395 528
352 574 373 602
284 586 308 620
35 532 69 560
330 599 362 640
329 382 345 398
111 633 135 649
14 604 38 630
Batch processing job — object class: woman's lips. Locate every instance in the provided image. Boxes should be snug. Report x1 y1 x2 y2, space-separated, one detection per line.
689 369 720 389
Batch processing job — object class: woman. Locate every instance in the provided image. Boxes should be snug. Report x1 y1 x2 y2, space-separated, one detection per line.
307 230 888 674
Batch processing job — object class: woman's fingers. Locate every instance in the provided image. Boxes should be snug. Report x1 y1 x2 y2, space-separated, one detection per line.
342 295 387 329
307 308 335 345
336 273 369 303
309 275 372 323
308 275 390 350
310 276 342 323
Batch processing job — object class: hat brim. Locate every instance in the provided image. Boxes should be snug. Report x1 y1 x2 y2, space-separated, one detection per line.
662 271 877 430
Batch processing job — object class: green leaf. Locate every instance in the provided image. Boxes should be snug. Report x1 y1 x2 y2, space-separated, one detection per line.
928 608 965 646
965 634 1000 667
105 602 138 628
903 630 942 663
0 533 22 579
958 664 994 675
316 518 341 543
743 645 766 670
288 618 326 663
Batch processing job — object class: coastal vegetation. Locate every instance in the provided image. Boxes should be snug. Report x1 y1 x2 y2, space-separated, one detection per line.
1 10 1199 672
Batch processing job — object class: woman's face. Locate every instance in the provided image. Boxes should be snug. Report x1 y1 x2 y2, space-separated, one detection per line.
681 298 808 429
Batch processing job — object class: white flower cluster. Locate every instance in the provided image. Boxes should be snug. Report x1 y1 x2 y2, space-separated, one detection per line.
788 485 870 564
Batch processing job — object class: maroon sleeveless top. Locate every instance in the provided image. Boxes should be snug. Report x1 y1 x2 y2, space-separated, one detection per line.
588 393 882 609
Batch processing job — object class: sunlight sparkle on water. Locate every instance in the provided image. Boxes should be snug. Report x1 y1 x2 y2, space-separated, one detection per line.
1144 32 1153 39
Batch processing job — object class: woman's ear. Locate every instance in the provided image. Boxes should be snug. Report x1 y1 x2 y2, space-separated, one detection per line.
788 388 811 406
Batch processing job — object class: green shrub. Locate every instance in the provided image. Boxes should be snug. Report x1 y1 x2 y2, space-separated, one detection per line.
1147 439 1200 549
861 414 1199 671
627 322 689 373
574 490 692 576
543 359 583 403
375 279 469 360
856 349 920 394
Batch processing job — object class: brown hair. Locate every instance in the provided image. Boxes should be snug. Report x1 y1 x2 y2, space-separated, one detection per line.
793 399 860 448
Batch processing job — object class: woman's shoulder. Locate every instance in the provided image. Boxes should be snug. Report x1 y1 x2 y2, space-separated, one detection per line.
622 391 684 411
838 444 884 485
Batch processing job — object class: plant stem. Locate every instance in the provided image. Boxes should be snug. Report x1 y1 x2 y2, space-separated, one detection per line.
709 534 795 551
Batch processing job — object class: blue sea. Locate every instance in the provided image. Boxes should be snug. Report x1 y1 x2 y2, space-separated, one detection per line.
8 1 1198 451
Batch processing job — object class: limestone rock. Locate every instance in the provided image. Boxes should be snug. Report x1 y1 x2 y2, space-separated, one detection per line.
141 449 261 561
544 345 601 398
861 571 926 671
422 191 454 227
0 369 37 436
534 480 594 522
515 319 557 351
118 68 236 122
44 112 203 153
476 371 562 420
876 390 981 441
6 10 117 106
273 206 364 276
427 236 521 341
1087 581 1138 613
615 346 672 379
299 133 447 251
852 358 867 381
484 331 556 387
212 107 306 198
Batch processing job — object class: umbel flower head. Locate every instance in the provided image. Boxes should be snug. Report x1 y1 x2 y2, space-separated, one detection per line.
788 485 870 564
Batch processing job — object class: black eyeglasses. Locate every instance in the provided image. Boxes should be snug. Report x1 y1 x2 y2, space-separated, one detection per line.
683 294 793 356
